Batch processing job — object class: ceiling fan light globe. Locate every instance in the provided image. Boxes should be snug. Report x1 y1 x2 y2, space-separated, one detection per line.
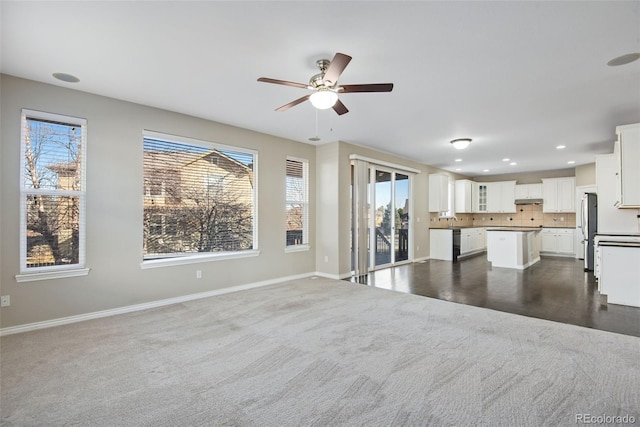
451 138 472 150
310 91 338 110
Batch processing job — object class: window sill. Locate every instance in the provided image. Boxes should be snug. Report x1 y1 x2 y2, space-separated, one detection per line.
285 244 311 253
141 250 261 269
15 268 91 283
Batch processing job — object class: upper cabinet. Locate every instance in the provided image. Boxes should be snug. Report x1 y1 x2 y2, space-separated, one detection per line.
542 177 575 212
454 179 474 213
515 183 542 199
486 181 516 213
616 123 640 208
473 182 488 213
429 173 450 213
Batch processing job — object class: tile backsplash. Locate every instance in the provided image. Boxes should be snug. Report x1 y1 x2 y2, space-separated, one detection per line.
429 205 576 228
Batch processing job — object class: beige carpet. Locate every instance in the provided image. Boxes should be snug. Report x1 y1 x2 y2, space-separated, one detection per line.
1 277 639 426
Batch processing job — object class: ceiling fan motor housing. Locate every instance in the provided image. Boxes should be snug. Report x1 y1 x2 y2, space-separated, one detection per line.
310 73 328 89
311 59 334 89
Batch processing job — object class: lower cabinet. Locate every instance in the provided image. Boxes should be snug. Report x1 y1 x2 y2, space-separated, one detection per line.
540 228 574 255
460 228 486 255
430 229 454 261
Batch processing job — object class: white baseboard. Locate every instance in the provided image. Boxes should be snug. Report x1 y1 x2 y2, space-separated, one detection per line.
0 272 315 337
413 256 430 263
540 252 576 258
313 271 352 280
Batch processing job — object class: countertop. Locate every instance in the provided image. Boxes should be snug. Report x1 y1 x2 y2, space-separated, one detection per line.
486 227 543 232
429 226 569 230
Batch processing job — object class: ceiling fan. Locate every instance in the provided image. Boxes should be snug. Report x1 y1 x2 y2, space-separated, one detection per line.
257 53 394 115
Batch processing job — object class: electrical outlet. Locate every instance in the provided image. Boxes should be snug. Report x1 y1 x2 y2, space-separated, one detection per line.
324 256 329 263
1 295 10 307
196 270 202 279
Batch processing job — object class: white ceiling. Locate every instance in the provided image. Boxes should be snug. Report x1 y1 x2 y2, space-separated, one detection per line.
2 1 639 177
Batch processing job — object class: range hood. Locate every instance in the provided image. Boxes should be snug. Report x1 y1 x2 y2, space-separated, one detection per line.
515 198 543 205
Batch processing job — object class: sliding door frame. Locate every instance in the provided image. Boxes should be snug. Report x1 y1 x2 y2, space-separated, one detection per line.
351 155 418 276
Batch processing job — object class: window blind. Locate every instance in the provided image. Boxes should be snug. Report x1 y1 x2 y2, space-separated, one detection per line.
142 134 256 260
285 158 308 247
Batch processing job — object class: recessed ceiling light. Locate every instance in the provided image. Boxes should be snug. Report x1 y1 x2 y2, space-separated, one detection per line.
607 53 640 67
568 160 575 164
483 169 490 173
52 72 80 83
502 158 510 162
510 162 517 166
455 158 462 162
556 145 566 150
455 168 462 171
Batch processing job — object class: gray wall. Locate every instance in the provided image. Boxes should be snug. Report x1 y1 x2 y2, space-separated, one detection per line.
475 168 576 183
575 163 596 186
0 74 599 330
0 75 316 328
314 140 463 278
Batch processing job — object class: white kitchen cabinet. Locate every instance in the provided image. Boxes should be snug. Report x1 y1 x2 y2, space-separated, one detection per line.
487 229 541 269
429 174 450 213
542 177 576 212
429 229 453 260
515 183 542 199
595 154 639 233
540 228 574 255
455 180 474 213
486 181 516 213
599 244 640 307
460 229 471 254
615 123 640 208
460 227 486 255
473 182 488 213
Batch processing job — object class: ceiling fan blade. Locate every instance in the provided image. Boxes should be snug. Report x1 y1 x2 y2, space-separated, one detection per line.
332 99 349 115
275 94 311 112
340 83 394 93
258 77 309 89
323 53 352 86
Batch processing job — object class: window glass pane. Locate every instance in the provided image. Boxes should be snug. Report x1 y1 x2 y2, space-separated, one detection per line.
24 118 82 191
25 195 80 268
143 136 255 259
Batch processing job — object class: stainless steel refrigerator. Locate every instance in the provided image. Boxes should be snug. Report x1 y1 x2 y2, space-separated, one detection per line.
580 193 598 271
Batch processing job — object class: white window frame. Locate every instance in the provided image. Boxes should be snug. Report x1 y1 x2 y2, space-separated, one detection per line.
439 178 456 219
141 130 259 269
16 109 89 282
285 156 310 253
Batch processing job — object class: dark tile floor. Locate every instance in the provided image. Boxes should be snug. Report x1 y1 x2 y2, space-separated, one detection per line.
350 255 640 337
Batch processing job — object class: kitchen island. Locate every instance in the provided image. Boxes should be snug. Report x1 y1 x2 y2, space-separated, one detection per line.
486 228 542 269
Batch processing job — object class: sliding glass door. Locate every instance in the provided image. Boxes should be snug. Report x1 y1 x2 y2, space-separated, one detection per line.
374 169 393 267
351 161 413 275
394 173 409 263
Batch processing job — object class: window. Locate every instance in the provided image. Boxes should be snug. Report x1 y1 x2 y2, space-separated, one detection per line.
439 178 455 218
17 110 88 281
142 131 257 266
285 157 309 250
